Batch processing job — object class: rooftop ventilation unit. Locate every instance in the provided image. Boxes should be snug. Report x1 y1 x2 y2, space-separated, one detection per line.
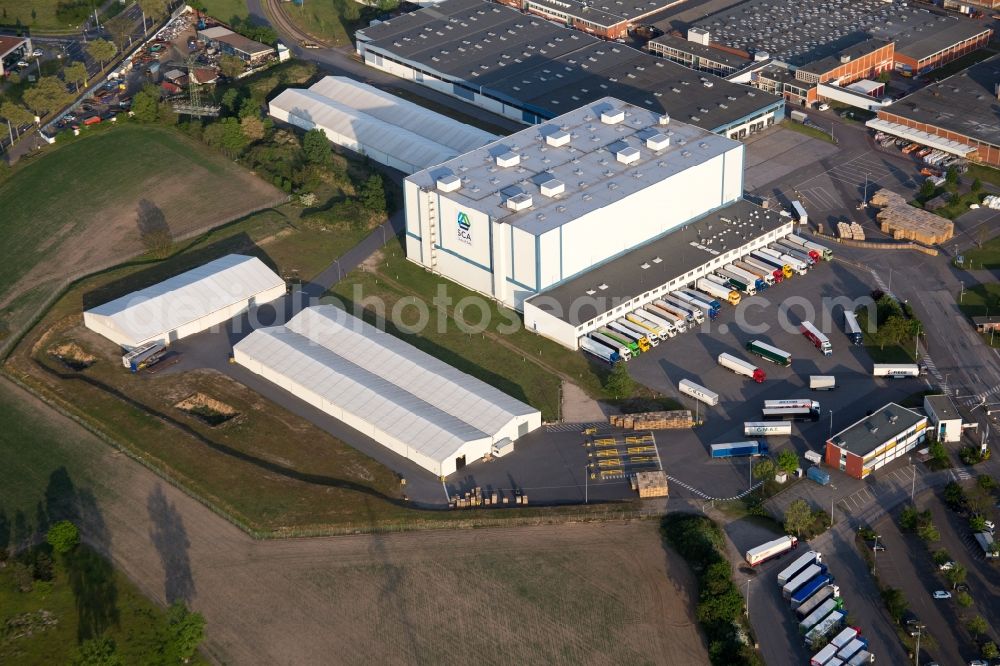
436 174 461 192
496 151 520 168
658 113 670 125
840 54 851 63
646 133 670 151
865 421 879 434
600 108 625 125
540 179 565 197
617 147 640 165
506 192 533 211
546 131 570 147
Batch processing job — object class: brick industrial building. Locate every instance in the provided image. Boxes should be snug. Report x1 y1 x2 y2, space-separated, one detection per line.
825 403 927 479
870 55 1000 167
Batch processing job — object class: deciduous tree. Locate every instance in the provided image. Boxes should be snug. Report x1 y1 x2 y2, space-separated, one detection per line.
604 362 633 398
0 101 35 135
775 449 799 474
219 55 245 79
240 115 266 142
303 128 331 164
23 77 71 116
753 458 775 481
784 499 813 536
63 61 89 93
46 520 79 554
85 39 117 70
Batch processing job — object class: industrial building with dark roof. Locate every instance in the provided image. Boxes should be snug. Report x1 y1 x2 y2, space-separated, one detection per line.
355 0 784 138
870 54 1000 167
825 402 927 479
494 0 681 40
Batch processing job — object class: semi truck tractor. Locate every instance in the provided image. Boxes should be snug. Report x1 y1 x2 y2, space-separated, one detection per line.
800 320 833 356
122 341 166 372
799 599 841 634
872 363 920 377
763 405 821 421
843 311 863 346
770 249 809 275
775 239 816 266
671 291 717 320
718 352 766 383
746 339 792 366
599 328 640 356
591 332 632 361
710 440 768 458
696 277 741 305
745 534 798 566
742 256 784 283
751 250 794 279
782 236 822 262
735 259 777 285
787 234 833 261
744 421 792 436
777 551 821 586
796 585 840 620
783 563 827 599
791 573 834 608
707 270 754 297
580 337 620 364
678 378 719 406
810 375 836 390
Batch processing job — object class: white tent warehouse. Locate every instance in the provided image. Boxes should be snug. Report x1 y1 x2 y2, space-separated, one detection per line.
267 76 499 174
84 254 286 349
233 305 541 477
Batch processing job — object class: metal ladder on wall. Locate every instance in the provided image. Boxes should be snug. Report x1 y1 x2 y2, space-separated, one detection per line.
424 188 438 270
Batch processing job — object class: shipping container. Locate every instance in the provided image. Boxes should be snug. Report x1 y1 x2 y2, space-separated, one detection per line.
808 467 831 485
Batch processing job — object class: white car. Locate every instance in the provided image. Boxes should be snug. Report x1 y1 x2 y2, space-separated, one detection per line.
32 48 43 57
932 590 952 599
16 60 29 68
938 561 956 571
817 102 830 111
985 520 995 531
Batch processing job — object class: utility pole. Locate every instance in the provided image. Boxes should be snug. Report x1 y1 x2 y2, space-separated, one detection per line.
960 280 965 304
745 579 751 618
914 624 924 665
829 409 834 436
584 464 588 504
872 534 880 574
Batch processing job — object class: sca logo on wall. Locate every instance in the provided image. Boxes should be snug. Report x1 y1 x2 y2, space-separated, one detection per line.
457 211 472 245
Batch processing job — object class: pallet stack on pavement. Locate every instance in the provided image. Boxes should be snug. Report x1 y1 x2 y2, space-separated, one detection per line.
610 410 693 430
632 471 669 498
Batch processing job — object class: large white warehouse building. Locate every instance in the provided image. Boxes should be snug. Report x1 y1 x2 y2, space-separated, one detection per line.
268 76 499 174
404 97 745 312
233 306 541 477
83 254 286 349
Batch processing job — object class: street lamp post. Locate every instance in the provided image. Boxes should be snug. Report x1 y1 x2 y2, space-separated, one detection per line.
829 409 834 436
910 459 916 501
960 280 965 304
745 579 751 618
914 624 925 665
872 534 881 575
585 464 589 504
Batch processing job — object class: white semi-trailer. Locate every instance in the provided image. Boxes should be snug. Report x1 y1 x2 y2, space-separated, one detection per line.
633 309 677 338
626 312 671 340
777 551 820 586
648 303 688 332
617 318 660 347
796 584 840 620
783 563 824 599
679 379 719 407
580 337 620 364
810 375 836 390
735 259 777 286
744 421 792 436
591 332 632 362
718 352 766 383
775 239 816 266
872 363 920 377
745 534 798 566
659 296 705 324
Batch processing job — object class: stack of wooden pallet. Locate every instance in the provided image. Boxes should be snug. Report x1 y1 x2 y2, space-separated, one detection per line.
836 221 866 240
633 471 669 498
610 410 693 430
871 188 953 244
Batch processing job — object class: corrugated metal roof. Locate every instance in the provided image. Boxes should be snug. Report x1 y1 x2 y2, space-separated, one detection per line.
268 77 497 173
86 254 284 344
234 306 538 464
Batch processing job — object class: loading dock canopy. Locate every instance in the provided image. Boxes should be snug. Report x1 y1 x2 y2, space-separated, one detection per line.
866 118 977 157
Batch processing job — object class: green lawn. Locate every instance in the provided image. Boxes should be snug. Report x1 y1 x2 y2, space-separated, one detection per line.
958 282 1000 347
781 119 836 144
856 308 918 363
966 163 1000 191
196 0 251 25
963 232 1000 270
280 0 363 45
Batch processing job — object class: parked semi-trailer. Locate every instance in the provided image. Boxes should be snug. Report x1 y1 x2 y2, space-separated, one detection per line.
872 363 920 377
811 643 840 666
718 352 766 383
775 239 816 266
710 269 756 296
711 440 768 458
792 200 809 226
759 246 807 275
677 289 722 317
599 328 640 356
796 585 841 620
791 573 834 608
783 563 827 600
616 319 659 347
647 303 688 332
787 234 833 261
659 296 704 324
122 341 166 372
746 339 792 366
843 311 863 346
801 320 833 356
799 598 841 634
634 309 678 338
723 264 765 291
696 277 741 305
742 256 784 283
763 405 821 421
805 610 846 648
744 421 792 436
745 534 798 566
580 337 620 364
733 257 785 287
837 637 868 662
608 321 651 352
781 236 821 263
679 378 719 406
751 250 794 279
829 626 858 651
626 312 672 340
846 650 874 665
777 551 821 586
810 375 836 390
591 332 632 362
808 467 831 485
671 291 717 320
975 531 999 558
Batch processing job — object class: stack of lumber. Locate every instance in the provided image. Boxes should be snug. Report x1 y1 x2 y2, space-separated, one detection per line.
871 188 953 244
633 471 669 498
610 410 693 430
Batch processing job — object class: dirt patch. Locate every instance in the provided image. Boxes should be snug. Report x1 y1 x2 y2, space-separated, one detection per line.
48 342 97 371
360 248 384 272
175 393 239 427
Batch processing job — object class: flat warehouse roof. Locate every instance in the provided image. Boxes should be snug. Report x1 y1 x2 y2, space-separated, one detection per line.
925 394 960 421
828 402 924 458
876 54 1000 148
407 97 739 235
872 11 991 61
648 34 752 69
357 0 778 130
525 199 786 324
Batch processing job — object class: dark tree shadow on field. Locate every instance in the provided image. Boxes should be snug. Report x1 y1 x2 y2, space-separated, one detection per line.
0 507 9 553
147 484 195 604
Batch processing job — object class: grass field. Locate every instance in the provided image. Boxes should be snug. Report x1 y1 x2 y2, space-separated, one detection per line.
963 233 1000 269
856 307 917 363
0 124 282 344
280 0 360 45
197 0 250 24
958 282 1000 347
782 119 836 144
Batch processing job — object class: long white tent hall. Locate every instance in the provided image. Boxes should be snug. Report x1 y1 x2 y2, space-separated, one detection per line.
83 254 286 349
268 76 499 174
233 305 541 477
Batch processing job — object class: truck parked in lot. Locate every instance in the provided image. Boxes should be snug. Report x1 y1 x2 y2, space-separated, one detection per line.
837 637 869 663
843 311 863 346
633 309 677 338
751 250 794 279
786 234 833 261
791 200 809 225
677 289 721 318
697 277 741 305
791 573 834 608
626 312 672 340
811 643 840 666
598 327 640 356
829 627 858 651
615 319 658 347
801 320 833 356
679 378 719 406
711 440 768 458
791 110 808 123
777 550 821 586
846 650 874 665
745 534 798 566
712 269 756 296
872 363 920 378
806 609 846 648
724 263 766 291
763 404 821 422
741 256 784 283
746 339 792 366
810 375 836 390
580 337 620 364
647 303 688 332
975 531 999 558
796 584 841 620
591 332 632 362
799 598 841 634
718 352 766 383
775 239 816 266
780 237 821 263
658 296 704 324
783 563 827 599
608 321 651 352
744 421 792 436
122 341 167 372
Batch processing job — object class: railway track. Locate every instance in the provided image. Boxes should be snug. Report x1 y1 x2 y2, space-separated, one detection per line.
262 0 333 49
